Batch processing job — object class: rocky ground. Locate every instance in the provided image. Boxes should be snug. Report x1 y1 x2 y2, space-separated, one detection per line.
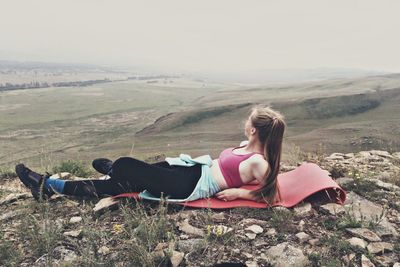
1 150 400 266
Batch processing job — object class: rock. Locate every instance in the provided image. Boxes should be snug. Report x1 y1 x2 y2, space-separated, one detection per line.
63 230 82 238
298 220 305 231
375 255 395 267
245 233 257 240
335 177 354 186
368 178 400 192
344 192 398 237
320 203 346 215
265 228 277 236
98 246 110 255
345 228 381 242
177 219 205 237
245 224 263 234
49 172 72 179
50 246 77 262
177 239 206 254
69 216 82 224
264 242 309 267
295 232 310 243
369 150 393 159
0 193 30 205
293 202 312 216
393 262 400 267
347 237 367 249
326 153 345 160
239 218 268 227
366 242 393 254
361 254 375 267
170 250 184 267
93 197 119 213
254 240 268 248
308 238 320 246
0 209 25 222
211 212 226 222
245 261 258 267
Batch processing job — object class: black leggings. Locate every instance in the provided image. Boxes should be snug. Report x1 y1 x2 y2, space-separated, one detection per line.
63 157 202 199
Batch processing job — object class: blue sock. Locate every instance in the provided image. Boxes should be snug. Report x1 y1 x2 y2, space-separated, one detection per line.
44 178 66 193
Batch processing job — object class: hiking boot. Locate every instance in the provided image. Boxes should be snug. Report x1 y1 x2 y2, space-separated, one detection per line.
92 158 113 175
15 164 54 201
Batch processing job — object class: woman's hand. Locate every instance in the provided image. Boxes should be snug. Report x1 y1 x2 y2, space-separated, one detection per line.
215 188 242 201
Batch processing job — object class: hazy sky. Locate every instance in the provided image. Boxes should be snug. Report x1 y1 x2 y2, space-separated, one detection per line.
1 0 400 72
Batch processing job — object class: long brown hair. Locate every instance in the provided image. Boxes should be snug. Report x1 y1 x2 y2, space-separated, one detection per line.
249 106 285 205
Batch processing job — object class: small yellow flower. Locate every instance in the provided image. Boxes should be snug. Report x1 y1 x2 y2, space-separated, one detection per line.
113 223 124 234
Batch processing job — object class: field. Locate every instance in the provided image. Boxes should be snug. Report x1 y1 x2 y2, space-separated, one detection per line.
1 74 400 170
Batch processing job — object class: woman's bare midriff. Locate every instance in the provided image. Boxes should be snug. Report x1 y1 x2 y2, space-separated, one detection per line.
211 159 229 190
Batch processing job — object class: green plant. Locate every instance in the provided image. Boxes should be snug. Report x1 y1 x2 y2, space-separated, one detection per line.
119 198 176 266
52 160 93 177
0 166 16 179
0 233 22 266
270 208 296 233
17 206 62 260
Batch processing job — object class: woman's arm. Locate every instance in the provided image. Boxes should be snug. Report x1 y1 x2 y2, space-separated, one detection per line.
215 188 257 201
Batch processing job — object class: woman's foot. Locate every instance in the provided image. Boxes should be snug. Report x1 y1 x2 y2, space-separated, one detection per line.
92 158 113 175
15 164 54 201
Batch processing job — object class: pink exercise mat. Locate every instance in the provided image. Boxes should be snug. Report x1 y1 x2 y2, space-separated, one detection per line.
113 162 346 209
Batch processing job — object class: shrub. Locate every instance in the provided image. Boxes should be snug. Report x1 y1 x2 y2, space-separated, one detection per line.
52 160 92 177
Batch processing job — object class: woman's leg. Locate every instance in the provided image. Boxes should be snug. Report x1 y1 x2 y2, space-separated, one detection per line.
109 157 201 199
60 157 201 198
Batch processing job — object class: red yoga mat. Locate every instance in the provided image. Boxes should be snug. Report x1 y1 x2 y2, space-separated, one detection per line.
113 162 346 209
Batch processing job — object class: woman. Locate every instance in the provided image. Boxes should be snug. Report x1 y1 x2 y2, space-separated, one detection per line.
15 105 285 205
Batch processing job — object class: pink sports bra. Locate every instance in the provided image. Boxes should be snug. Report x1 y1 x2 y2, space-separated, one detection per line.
218 145 263 188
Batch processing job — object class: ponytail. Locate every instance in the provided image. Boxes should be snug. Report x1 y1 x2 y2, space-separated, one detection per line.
249 108 285 205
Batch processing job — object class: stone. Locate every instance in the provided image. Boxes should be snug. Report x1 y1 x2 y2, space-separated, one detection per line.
0 193 30 206
177 239 206 254
320 203 346 215
0 209 25 222
345 228 381 242
177 219 205 237
93 197 119 213
245 233 257 240
265 228 277 236
335 177 354 186
366 242 393 254
295 232 310 243
49 172 72 179
368 178 400 192
239 218 268 227
344 192 398 237
347 237 367 249
264 242 309 267
245 261 258 267
170 250 184 267
369 150 393 158
393 262 400 267
375 255 395 267
293 202 312 216
211 212 226 222
63 230 82 238
245 224 263 234
298 220 305 231
361 254 375 267
326 153 345 160
69 216 82 224
98 246 110 255
308 238 320 246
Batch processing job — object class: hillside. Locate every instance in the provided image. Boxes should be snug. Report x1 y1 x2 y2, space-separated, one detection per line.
1 150 399 266
1 73 400 169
